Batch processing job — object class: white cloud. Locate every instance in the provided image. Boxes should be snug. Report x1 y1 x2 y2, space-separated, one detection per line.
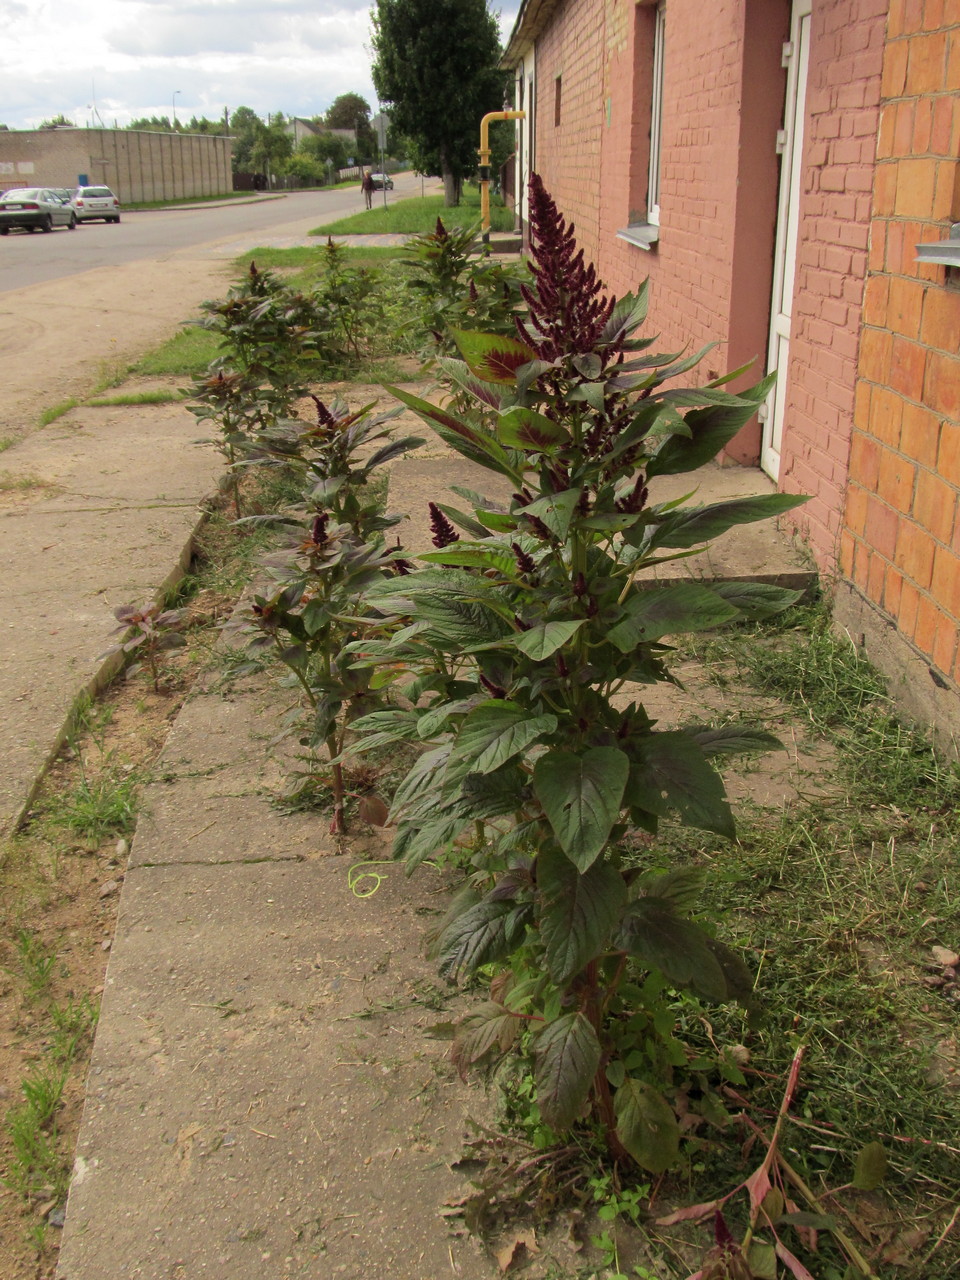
0 0 520 131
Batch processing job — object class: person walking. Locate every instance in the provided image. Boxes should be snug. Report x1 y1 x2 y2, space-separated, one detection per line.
362 169 374 210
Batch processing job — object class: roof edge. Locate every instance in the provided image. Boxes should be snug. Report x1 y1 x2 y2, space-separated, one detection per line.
502 0 562 67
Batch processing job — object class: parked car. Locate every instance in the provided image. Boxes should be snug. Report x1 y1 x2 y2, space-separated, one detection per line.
369 172 394 190
0 188 78 234
72 185 121 223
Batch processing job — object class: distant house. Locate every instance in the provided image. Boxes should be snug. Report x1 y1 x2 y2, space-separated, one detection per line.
285 118 323 147
284 118 357 151
503 0 960 746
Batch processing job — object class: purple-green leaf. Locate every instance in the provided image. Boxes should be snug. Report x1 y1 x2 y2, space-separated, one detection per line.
533 747 629 870
450 329 539 385
534 1012 601 1130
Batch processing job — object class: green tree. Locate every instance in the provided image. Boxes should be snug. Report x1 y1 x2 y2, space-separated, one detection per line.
228 106 268 172
371 0 505 205
299 131 350 172
251 113 293 181
325 93 376 164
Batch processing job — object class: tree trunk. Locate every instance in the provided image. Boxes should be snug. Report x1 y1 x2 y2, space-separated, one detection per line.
440 147 460 206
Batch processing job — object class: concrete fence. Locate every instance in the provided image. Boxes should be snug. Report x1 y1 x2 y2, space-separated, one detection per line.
0 128 232 202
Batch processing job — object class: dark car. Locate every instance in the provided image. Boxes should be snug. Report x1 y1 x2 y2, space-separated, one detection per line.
369 172 394 190
72 185 121 223
0 188 77 234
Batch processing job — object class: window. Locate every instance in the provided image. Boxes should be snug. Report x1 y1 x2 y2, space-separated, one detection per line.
555 75 562 128
618 0 665 250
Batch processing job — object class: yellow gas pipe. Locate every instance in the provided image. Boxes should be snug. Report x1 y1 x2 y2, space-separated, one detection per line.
479 110 526 245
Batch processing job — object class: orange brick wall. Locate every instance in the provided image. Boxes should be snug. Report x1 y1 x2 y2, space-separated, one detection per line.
842 4 960 685
776 0 887 566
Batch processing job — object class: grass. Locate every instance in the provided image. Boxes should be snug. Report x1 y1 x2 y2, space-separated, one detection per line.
122 190 273 210
133 324 221 378
0 437 15 452
310 188 515 237
38 398 80 426
236 242 405 277
604 599 960 1276
86 389 182 407
0 471 54 493
2 932 98 1215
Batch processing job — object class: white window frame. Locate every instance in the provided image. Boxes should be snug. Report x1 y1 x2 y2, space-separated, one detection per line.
647 1 665 227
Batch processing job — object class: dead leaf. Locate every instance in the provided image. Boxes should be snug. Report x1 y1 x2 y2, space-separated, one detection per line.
880 1227 929 1267
495 1229 538 1273
656 1198 721 1227
358 792 390 826
775 1239 817 1279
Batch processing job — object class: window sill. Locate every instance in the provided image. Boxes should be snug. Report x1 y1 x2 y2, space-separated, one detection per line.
616 222 659 251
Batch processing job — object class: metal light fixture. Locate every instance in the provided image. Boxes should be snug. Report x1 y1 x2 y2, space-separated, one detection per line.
916 223 960 268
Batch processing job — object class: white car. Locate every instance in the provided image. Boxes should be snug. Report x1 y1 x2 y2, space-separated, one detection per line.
72 185 121 223
0 188 77 234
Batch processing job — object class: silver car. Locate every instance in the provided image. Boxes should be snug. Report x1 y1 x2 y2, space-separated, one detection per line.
0 188 78 234
72 185 121 223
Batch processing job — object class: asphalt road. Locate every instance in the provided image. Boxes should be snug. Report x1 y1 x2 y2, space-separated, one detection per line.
0 171 424 294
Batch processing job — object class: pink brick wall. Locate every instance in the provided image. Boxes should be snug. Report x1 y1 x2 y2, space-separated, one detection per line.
529 0 787 461
777 0 887 566
533 0 607 251
841 2 960 685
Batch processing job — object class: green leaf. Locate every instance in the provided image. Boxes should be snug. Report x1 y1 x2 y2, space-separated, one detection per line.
511 619 586 660
533 748 630 871
383 384 521 482
712 580 804 620
691 725 784 758
534 1012 601 1130
450 701 557 775
614 1077 680 1173
629 731 735 838
460 765 528 819
418 543 517 574
450 329 539 385
746 1241 778 1280
520 489 581 541
415 594 512 646
642 865 707 914
607 583 740 651
645 375 774 478
394 813 470 871
618 900 728 1001
497 406 570 450
538 843 627 983
651 493 809 549
853 1141 888 1190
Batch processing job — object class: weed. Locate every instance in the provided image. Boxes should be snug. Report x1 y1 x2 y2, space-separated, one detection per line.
47 765 140 843
38 398 79 427
0 436 14 452
8 929 58 1000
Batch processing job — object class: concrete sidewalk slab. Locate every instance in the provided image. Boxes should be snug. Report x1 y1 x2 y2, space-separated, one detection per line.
56 673 494 1280
0 401 221 835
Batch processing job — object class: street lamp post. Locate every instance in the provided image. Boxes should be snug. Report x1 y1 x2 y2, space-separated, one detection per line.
173 90 181 128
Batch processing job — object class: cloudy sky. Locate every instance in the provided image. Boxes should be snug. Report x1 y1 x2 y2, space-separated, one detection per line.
1 0 520 131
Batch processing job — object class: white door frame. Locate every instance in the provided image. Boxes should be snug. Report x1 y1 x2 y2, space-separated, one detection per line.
761 0 811 480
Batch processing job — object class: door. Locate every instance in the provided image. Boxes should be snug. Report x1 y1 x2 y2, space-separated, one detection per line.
761 0 811 479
